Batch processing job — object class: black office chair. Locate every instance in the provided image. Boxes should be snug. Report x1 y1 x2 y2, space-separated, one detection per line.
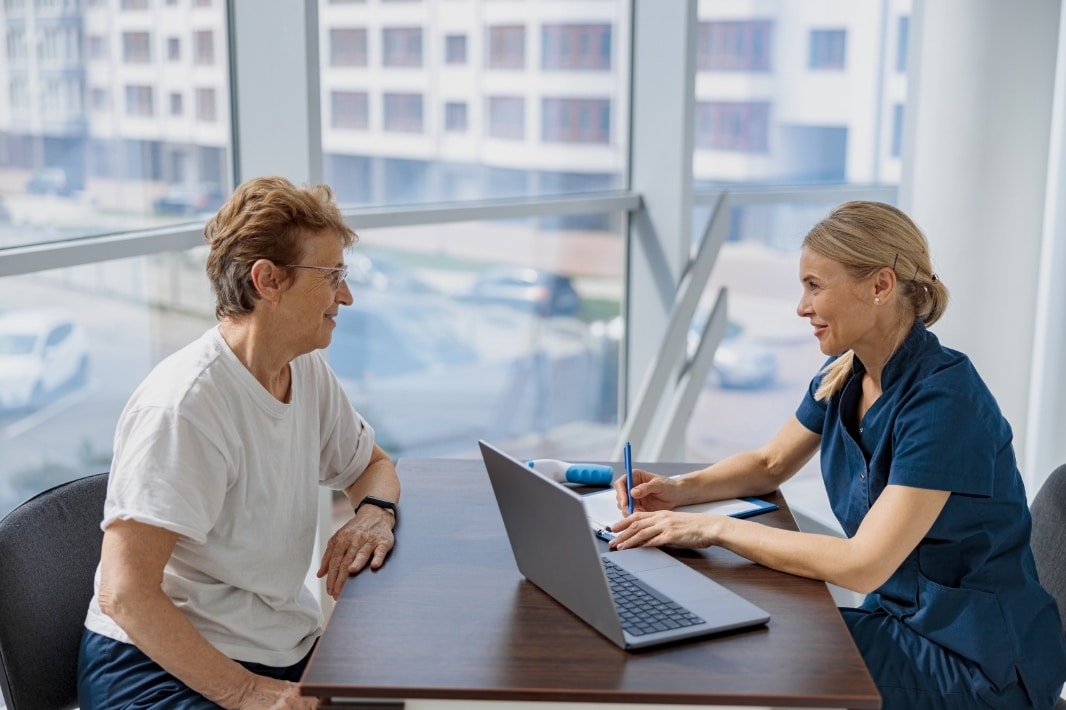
1030 463 1066 710
0 473 108 710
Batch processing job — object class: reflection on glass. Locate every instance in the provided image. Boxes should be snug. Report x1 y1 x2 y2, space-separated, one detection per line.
318 0 630 207
0 1 233 249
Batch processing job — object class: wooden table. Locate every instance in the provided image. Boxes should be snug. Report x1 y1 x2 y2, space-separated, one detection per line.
300 458 880 709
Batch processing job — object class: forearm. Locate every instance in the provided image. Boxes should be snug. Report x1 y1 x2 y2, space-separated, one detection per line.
102 588 258 708
678 450 790 503
709 516 881 593
344 444 400 508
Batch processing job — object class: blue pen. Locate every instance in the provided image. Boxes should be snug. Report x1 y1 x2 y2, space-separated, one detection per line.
624 441 634 515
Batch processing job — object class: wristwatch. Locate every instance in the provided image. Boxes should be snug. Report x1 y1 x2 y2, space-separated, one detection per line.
356 495 397 523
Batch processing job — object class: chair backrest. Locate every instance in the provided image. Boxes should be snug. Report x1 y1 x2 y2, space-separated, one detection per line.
1031 463 1066 632
0 473 108 710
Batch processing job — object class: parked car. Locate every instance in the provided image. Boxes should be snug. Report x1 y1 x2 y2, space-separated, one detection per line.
595 316 777 394
25 168 73 197
688 320 777 390
0 309 90 412
153 183 226 216
461 266 582 317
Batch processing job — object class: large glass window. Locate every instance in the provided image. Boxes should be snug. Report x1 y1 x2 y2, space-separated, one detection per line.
0 252 217 519
0 0 234 249
319 1 628 206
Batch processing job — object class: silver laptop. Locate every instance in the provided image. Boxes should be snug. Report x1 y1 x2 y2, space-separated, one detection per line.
479 440 770 650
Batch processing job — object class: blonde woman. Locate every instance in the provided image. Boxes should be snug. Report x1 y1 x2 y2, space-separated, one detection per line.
611 201 1066 709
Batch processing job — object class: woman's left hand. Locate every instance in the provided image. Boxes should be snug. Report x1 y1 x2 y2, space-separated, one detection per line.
317 506 396 599
609 511 718 550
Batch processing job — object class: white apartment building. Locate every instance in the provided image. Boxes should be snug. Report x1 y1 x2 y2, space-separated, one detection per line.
0 0 910 209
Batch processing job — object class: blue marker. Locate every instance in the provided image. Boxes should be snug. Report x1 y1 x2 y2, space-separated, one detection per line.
624 441 634 514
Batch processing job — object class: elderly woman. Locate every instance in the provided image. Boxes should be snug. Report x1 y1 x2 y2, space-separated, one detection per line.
78 176 400 709
610 201 1066 709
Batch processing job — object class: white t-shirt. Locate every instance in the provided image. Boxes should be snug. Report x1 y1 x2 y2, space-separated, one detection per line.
84 326 375 666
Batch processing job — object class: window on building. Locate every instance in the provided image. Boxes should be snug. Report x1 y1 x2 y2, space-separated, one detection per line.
541 97 610 144
121 0 148 8
88 35 108 60
487 25 524 69
541 24 611 71
809 29 846 70
196 88 217 121
695 101 770 152
122 32 151 64
444 34 467 65
698 20 772 72
383 92 423 132
487 96 524 139
331 28 368 66
897 16 909 73
383 27 423 67
167 37 180 61
125 84 154 117
170 92 183 116
891 103 904 157
444 101 467 132
332 91 369 129
194 30 215 65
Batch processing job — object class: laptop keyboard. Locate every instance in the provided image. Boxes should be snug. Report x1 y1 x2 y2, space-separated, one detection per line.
602 558 707 636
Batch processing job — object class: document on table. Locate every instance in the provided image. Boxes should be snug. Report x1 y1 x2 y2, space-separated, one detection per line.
582 487 778 540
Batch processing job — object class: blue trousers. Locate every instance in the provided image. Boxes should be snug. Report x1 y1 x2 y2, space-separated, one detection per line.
77 629 315 710
842 607 1058 710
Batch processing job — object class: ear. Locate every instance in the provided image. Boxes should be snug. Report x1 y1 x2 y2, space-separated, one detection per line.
872 265 897 303
249 259 288 305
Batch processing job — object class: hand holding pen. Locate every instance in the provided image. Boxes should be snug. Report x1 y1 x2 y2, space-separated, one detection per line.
613 459 685 514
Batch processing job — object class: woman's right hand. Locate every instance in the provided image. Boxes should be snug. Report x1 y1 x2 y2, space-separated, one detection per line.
235 677 319 710
613 468 685 514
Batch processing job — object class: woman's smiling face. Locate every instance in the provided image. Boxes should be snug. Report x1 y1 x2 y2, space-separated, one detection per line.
796 247 877 357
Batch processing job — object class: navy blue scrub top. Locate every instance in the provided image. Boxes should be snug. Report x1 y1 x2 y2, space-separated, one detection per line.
795 321 1066 703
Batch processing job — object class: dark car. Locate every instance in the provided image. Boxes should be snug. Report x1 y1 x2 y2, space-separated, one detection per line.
153 183 226 216
462 266 582 317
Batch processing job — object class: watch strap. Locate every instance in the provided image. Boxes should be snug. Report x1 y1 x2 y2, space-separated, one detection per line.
355 495 397 522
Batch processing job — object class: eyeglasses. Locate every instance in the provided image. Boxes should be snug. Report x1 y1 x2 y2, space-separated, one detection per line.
285 263 350 289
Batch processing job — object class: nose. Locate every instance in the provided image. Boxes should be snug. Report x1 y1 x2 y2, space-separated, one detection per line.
337 279 353 306
796 292 812 318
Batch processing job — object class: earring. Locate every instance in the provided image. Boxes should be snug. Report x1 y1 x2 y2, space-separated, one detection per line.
874 297 881 304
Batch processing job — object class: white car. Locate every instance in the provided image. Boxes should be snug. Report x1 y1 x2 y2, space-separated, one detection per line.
0 309 90 411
